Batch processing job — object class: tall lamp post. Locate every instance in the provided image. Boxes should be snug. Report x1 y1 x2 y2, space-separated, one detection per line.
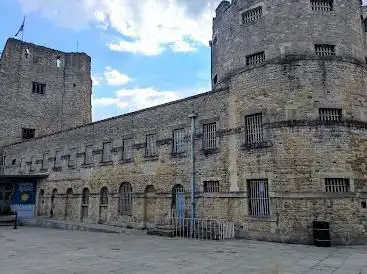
188 112 197 235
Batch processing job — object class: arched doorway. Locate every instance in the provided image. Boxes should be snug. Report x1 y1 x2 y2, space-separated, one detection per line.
171 184 185 223
119 183 132 216
144 185 156 225
64 188 73 220
50 188 57 218
99 187 108 224
37 189 45 216
81 188 90 222
0 184 13 215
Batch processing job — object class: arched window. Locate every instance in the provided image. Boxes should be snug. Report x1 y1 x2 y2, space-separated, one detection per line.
119 183 132 216
56 56 62 67
100 187 108 206
145 185 155 194
171 184 184 208
65 188 73 219
50 188 57 217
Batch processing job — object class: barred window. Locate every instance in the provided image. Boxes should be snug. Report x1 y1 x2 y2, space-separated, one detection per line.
122 138 133 160
173 128 186 154
119 182 133 216
319 108 342 122
32 82 46 94
203 181 220 193
41 152 49 170
325 178 350 193
246 51 265 66
84 145 94 164
315 44 335 56
102 142 112 162
247 179 271 217
68 148 76 167
245 113 263 144
100 187 108 206
242 6 262 24
54 150 62 169
145 134 157 156
22 128 35 139
311 0 333 11
203 123 217 150
81 188 90 218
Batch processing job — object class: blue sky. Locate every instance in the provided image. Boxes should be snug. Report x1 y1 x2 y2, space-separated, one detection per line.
0 0 220 121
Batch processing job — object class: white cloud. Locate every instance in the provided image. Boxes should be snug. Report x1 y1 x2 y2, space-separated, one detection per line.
93 87 182 112
91 74 102 86
104 66 132 86
17 0 220 56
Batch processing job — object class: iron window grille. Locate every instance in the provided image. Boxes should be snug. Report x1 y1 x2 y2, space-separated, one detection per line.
119 183 133 216
246 51 265 66
311 0 333 11
315 44 335 56
102 142 112 162
32 82 46 94
203 123 217 150
173 129 186 154
84 145 94 164
81 188 90 218
203 181 220 193
100 187 108 206
319 108 342 122
122 138 133 160
325 178 350 193
22 128 35 139
247 179 271 217
242 6 263 24
145 134 157 156
245 113 263 144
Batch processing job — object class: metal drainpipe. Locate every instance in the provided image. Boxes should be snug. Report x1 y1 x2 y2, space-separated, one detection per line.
188 112 197 235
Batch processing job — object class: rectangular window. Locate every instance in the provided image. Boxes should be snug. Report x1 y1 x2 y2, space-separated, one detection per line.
246 51 265 66
32 82 46 94
102 142 112 162
41 152 49 170
315 44 335 56
122 139 133 160
311 0 333 11
247 179 271 217
84 145 94 164
22 128 35 139
203 123 217 150
319 108 342 122
173 129 186 154
242 6 263 24
245 113 263 144
68 148 77 167
145 134 157 156
203 181 220 193
54 150 61 169
325 178 350 193
30 156 37 172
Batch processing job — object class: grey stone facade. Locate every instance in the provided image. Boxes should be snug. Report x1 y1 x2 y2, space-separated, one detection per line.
0 0 366 245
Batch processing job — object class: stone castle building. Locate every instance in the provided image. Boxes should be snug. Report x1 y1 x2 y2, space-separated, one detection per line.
0 0 366 244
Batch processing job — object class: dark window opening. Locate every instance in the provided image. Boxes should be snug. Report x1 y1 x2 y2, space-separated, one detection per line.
12 159 16 165
213 74 218 84
361 201 366 209
246 51 265 65
315 44 335 56
242 6 262 24
22 128 35 139
311 0 333 11
203 181 220 192
325 178 350 193
32 82 46 94
56 56 62 67
25 48 30 58
319 108 342 122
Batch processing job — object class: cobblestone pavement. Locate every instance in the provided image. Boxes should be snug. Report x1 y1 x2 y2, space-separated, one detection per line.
0 227 366 274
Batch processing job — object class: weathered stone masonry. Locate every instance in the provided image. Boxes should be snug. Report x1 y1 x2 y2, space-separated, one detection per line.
1 0 367 245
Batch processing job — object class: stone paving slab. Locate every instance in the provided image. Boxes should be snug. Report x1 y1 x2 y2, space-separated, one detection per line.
0 227 366 274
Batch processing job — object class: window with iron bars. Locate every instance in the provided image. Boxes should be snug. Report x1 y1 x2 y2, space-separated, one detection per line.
122 138 133 160
325 178 350 193
311 0 333 11
247 179 271 217
173 128 186 154
203 123 217 150
22 128 35 139
100 187 108 206
54 150 62 169
242 6 262 24
246 51 265 66
315 44 335 56
119 182 133 216
145 134 157 156
68 148 76 167
319 108 342 122
32 82 46 94
102 142 112 162
84 145 94 164
245 113 263 144
203 181 220 193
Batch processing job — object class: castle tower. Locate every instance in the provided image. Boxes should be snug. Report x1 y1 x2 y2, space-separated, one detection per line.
0 38 92 146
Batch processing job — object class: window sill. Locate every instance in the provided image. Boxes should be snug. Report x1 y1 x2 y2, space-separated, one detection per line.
248 216 275 222
241 140 272 150
119 159 134 164
99 161 113 166
201 148 219 155
68 166 76 169
52 167 62 172
80 163 95 168
144 155 159 161
40 169 49 173
171 152 187 158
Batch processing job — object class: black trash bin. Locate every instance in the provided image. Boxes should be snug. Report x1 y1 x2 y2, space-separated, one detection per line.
313 221 331 247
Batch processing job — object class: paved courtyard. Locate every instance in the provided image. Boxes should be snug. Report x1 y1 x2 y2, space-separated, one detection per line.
0 227 366 274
